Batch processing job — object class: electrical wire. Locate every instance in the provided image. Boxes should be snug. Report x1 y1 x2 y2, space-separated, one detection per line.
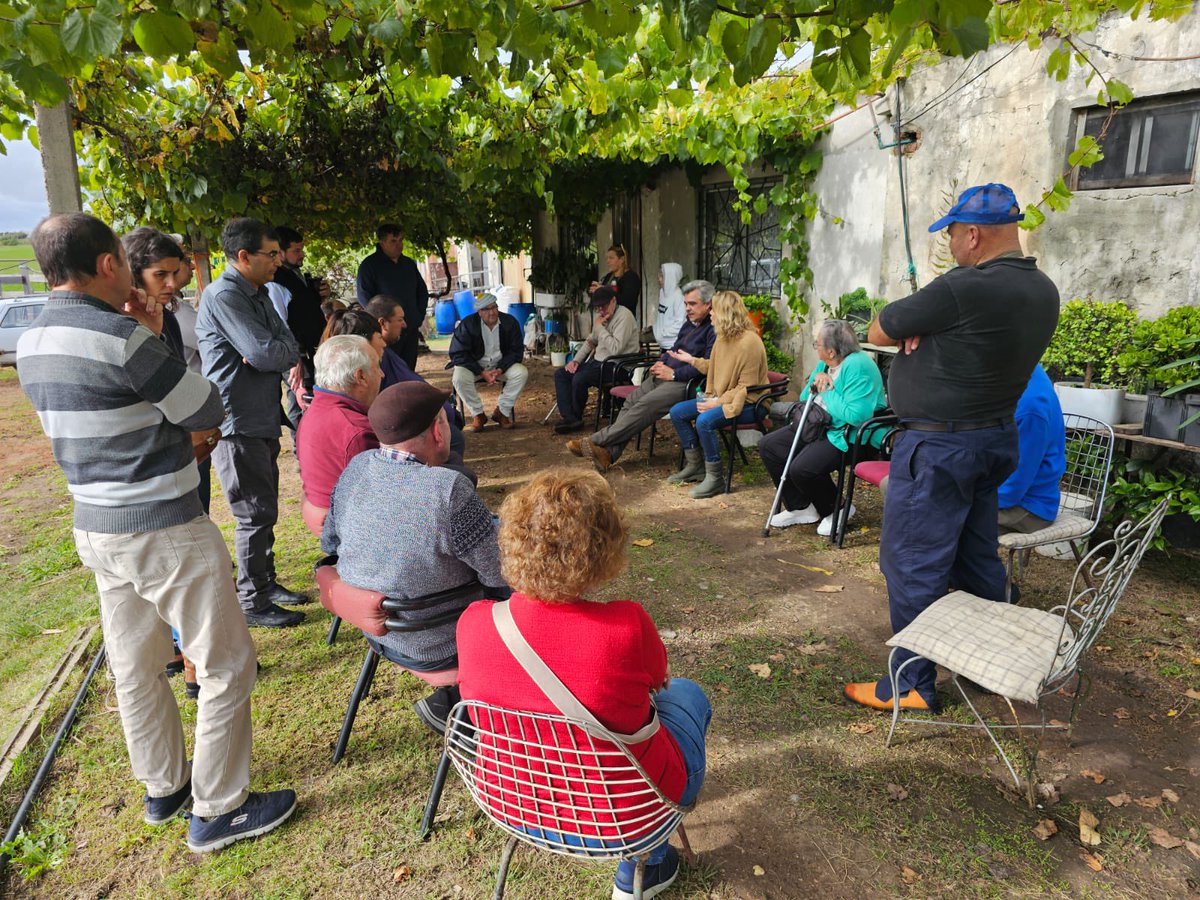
1074 36 1200 63
894 79 919 293
900 43 1024 128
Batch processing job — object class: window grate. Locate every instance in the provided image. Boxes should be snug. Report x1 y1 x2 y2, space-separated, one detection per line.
699 179 783 297
1072 93 1200 190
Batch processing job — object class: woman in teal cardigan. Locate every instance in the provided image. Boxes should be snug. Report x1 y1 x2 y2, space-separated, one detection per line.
760 319 887 535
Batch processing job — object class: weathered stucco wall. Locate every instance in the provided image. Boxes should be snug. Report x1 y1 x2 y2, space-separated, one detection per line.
865 10 1200 318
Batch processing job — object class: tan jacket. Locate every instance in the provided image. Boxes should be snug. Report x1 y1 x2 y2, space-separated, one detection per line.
691 329 769 419
575 306 639 364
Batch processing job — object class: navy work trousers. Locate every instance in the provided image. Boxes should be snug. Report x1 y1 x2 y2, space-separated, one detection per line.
877 424 1018 704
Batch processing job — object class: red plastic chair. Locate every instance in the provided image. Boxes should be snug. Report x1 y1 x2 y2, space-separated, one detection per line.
829 413 899 548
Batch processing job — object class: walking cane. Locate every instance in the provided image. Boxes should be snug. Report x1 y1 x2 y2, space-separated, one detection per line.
762 392 817 537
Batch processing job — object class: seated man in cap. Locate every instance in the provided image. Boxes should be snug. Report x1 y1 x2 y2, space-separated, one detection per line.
552 285 640 434
566 279 716 472
448 292 528 432
321 381 509 732
999 363 1066 535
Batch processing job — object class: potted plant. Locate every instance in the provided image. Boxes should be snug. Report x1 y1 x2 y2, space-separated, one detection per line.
1041 299 1137 426
1105 454 1200 551
742 294 796 376
1118 307 1200 445
821 287 887 337
528 247 596 309
547 332 570 367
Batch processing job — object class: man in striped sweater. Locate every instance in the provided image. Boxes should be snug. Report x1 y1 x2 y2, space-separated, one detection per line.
17 213 296 853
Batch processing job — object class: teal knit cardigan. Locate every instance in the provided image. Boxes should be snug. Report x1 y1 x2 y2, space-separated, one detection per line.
798 349 888 452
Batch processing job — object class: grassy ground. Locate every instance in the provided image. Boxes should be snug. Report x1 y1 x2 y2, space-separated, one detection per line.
0 242 46 295
1 358 1198 898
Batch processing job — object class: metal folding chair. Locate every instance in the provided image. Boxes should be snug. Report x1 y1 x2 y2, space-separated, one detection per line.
884 499 1169 807
829 412 899 548
716 372 790 493
436 700 695 900
999 414 1115 602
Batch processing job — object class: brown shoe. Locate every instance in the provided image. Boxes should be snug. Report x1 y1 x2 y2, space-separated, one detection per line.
565 439 584 458
491 408 514 429
469 413 488 433
582 438 613 474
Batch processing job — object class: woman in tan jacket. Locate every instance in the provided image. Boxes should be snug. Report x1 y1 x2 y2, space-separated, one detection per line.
666 290 769 498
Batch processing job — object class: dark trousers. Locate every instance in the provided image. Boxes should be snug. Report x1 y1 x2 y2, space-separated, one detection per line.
553 360 605 424
394 328 420 371
212 435 282 613
878 425 1018 703
197 457 212 516
759 424 847 517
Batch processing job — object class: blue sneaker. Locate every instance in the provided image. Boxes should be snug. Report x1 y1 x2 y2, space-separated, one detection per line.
612 845 679 900
144 777 192 825
186 790 297 853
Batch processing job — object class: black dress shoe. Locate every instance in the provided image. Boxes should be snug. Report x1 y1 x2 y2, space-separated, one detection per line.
244 603 305 628
553 419 584 435
264 583 310 606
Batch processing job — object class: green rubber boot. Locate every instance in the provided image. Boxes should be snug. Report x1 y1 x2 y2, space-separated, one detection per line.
689 461 726 499
666 448 704 484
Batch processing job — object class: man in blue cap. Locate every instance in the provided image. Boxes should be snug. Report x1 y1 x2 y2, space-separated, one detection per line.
844 184 1060 712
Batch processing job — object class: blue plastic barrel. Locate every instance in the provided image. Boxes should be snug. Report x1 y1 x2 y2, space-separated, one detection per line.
507 302 535 331
544 319 565 335
434 299 457 335
454 289 476 322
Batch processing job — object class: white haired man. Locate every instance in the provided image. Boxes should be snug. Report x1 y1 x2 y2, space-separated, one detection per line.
296 335 384 514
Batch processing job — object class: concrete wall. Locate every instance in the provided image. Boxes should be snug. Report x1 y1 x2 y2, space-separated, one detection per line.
857 10 1200 318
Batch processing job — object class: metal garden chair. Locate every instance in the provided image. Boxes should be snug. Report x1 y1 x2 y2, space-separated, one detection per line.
716 372 790 493
999 413 1115 602
883 498 1168 807
438 699 695 900
828 411 899 547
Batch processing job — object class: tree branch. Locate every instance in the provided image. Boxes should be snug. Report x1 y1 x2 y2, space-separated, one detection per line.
715 3 837 20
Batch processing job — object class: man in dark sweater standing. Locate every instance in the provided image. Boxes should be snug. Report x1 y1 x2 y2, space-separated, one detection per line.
844 184 1060 713
18 213 296 852
273 226 329 429
198 218 307 628
355 223 429 371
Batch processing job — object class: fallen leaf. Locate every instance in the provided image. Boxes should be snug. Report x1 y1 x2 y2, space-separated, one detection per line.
1049 719 1069 727
632 538 655 547
1184 840 1200 860
768 653 785 661
1105 792 1131 807
887 783 909 802
1036 782 1061 804
1134 794 1163 809
752 865 765 876
796 641 832 655
748 663 772 679
1079 808 1101 846
1185 688 1200 701
1191 656 1200 665
791 667 802 675
813 584 844 593
1162 788 1180 803
1080 768 1107 784
1080 850 1104 872
716 684 730 694
465 827 476 842
1033 819 1058 841
41 628 66 635
681 606 695 613
393 865 413 883
775 558 833 575
1094 644 1113 652
1167 709 1179 717
1147 827 1184 850
1113 707 1132 720
848 722 876 735
900 865 921 884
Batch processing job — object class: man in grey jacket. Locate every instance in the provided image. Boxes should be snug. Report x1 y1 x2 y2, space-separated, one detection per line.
197 218 306 628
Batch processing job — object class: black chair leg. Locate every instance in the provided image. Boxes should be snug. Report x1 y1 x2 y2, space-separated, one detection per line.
829 462 850 546
419 750 453 840
836 469 861 550
326 615 342 646
493 835 520 900
333 647 381 765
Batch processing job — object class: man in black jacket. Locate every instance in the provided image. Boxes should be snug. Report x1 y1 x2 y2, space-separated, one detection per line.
273 226 328 428
448 293 528 431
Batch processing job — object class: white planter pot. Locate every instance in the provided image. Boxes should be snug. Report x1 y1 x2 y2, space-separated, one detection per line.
550 351 568 366
534 291 570 308
1054 382 1126 426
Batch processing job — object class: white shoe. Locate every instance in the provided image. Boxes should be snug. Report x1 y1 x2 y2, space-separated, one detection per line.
817 504 856 537
770 505 820 528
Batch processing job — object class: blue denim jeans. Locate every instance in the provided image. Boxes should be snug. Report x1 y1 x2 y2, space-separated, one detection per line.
520 677 712 866
669 399 757 462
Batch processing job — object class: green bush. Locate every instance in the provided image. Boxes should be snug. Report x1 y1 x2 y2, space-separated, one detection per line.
1041 299 1137 387
820 287 886 325
742 293 796 375
1116 306 1200 392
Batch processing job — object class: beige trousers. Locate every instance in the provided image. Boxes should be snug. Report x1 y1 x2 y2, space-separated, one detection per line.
452 363 529 417
74 515 257 817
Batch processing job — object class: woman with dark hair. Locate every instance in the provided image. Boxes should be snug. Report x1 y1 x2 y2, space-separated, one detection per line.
589 244 641 320
121 226 187 357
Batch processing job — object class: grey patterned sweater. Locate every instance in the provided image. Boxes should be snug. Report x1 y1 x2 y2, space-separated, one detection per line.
322 451 506 663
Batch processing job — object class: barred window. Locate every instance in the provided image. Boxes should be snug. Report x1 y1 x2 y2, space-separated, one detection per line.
1072 93 1200 190
700 178 782 297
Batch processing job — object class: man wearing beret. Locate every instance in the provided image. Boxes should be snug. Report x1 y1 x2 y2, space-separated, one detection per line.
321 382 509 732
552 285 640 434
448 293 528 432
843 184 1060 714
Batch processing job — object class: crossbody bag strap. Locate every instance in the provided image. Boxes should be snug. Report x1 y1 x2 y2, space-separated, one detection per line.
491 601 659 745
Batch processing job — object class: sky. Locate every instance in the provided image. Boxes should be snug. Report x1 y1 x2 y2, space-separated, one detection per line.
0 138 50 233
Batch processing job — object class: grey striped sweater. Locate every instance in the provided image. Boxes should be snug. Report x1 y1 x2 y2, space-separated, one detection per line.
17 291 225 533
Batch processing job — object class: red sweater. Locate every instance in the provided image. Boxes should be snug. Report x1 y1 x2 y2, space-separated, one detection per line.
296 388 378 508
456 593 687 837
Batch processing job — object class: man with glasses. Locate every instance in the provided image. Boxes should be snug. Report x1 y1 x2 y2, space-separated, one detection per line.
197 218 308 628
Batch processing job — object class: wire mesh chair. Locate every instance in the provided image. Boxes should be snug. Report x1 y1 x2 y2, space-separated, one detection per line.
441 700 694 900
999 413 1115 602
884 498 1168 807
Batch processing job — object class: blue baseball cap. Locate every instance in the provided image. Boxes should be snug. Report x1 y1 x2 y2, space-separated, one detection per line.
928 183 1025 232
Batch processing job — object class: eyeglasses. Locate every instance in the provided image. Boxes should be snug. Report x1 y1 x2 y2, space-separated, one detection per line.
251 250 281 261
